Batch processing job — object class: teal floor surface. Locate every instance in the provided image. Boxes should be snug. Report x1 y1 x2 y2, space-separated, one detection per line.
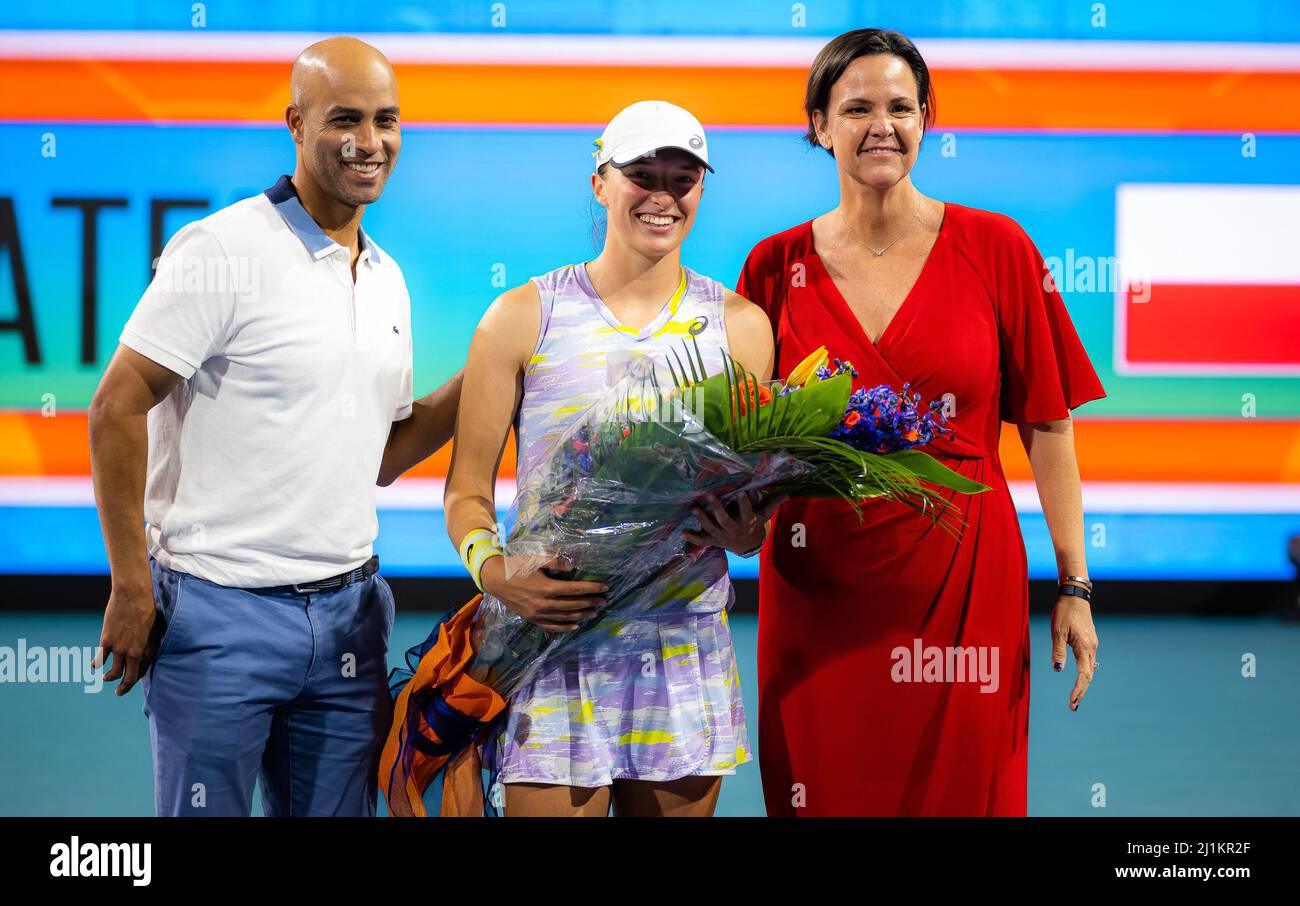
2 613 1297 816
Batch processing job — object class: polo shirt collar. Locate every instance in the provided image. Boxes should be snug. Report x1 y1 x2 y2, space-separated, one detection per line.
263 175 381 264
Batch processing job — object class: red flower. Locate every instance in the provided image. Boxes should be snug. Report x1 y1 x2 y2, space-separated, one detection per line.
844 410 862 427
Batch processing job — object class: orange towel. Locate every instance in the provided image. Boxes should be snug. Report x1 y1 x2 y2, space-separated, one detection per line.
378 595 509 817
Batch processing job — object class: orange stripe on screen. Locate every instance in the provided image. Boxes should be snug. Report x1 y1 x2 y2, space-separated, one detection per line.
2 59 1299 131
3 413 1297 483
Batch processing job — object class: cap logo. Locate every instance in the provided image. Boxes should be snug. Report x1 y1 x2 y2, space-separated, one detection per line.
688 135 704 149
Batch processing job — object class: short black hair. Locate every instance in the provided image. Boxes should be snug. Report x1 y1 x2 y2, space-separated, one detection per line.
803 28 937 155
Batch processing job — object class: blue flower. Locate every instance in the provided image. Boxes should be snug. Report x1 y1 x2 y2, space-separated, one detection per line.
829 382 952 453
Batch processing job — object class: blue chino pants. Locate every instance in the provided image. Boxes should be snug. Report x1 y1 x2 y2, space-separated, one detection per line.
140 558 395 816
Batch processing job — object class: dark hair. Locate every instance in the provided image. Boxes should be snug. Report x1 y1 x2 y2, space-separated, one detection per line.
803 29 936 155
589 162 609 249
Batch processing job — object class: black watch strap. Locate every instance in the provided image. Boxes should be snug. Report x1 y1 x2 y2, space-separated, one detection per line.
1058 582 1092 602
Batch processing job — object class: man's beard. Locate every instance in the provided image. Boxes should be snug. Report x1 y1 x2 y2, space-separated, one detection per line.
324 155 388 207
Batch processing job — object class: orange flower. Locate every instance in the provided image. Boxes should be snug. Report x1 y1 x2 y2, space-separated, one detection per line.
733 376 774 417
844 410 862 427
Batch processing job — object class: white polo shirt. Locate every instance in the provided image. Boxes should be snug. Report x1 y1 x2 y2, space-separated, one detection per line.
120 175 414 588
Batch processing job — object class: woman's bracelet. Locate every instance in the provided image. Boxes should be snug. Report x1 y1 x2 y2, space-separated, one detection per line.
1061 574 1093 591
1057 582 1092 603
459 527 504 592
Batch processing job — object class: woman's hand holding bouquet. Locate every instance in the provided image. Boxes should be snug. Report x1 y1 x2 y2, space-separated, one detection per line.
478 554 608 634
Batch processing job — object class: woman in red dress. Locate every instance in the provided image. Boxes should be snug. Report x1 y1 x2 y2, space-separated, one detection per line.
736 29 1106 816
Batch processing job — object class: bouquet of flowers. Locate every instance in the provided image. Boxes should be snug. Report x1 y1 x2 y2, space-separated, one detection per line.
379 339 987 816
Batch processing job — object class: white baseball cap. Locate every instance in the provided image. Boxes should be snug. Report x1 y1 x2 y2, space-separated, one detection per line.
593 100 713 173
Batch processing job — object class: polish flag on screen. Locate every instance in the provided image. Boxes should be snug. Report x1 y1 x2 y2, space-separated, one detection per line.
1115 183 1300 375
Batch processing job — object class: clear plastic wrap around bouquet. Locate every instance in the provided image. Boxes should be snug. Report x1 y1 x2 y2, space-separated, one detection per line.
379 339 989 817
466 361 808 695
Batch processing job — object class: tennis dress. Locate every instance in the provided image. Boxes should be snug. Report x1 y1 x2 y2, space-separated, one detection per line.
493 262 753 787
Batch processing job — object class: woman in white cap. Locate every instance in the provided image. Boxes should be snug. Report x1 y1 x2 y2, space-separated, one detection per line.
444 100 781 816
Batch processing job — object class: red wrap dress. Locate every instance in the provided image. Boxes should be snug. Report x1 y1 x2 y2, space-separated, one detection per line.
736 203 1105 816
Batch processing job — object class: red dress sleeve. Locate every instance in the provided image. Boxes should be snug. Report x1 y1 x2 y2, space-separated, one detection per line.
735 235 783 325
989 218 1106 424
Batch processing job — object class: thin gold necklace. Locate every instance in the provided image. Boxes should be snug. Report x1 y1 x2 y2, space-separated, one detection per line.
840 196 923 257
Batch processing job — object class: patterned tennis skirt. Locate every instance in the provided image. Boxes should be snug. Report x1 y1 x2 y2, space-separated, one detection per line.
493 608 752 787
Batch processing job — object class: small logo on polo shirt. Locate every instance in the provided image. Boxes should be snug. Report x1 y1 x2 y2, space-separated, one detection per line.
392 325 400 334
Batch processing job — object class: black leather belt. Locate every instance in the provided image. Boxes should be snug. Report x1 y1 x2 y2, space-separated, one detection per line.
260 555 380 595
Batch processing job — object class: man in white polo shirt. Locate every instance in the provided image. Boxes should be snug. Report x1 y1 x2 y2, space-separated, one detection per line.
87 37 460 816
